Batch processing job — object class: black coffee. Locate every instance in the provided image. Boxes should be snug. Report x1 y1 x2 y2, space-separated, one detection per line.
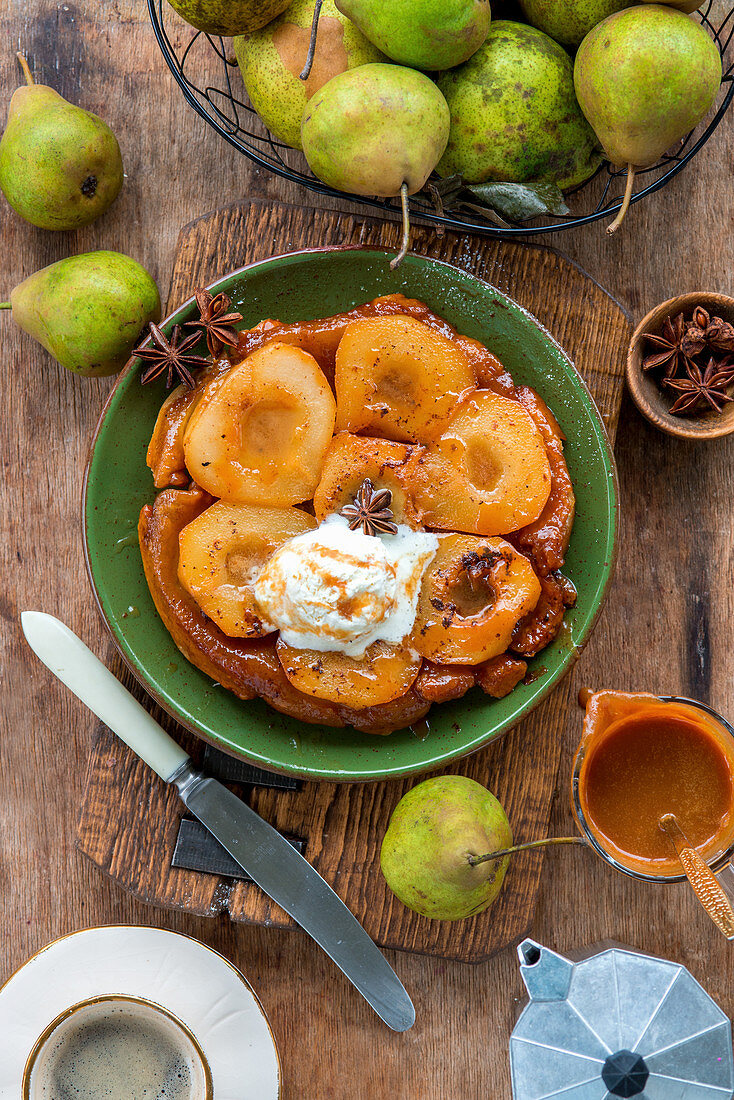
31 1003 202 1100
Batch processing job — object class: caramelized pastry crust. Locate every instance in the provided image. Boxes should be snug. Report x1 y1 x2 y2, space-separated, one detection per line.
509 386 575 576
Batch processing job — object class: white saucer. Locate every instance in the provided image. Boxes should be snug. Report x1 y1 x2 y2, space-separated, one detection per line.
0 926 280 1099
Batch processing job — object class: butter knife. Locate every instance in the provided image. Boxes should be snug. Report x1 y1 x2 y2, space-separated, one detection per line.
21 611 415 1032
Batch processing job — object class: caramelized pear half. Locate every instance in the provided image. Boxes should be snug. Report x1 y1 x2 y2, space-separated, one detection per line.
414 391 552 535
414 534 541 664
183 342 336 505
147 363 230 489
276 638 422 707
313 432 424 526
335 315 474 443
178 501 316 638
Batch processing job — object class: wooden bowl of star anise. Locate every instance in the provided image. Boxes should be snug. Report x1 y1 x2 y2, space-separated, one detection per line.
626 292 734 440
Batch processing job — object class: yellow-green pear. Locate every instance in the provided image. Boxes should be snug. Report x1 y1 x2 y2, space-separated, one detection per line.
302 63 449 197
436 22 602 189
334 0 491 71
518 0 629 49
380 776 512 920
165 0 291 36
302 63 449 265
640 0 703 10
1 251 161 377
234 0 386 150
574 5 721 232
0 55 123 231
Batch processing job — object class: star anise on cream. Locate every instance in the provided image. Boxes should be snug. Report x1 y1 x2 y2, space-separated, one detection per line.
664 357 734 416
136 322 210 388
340 479 398 537
184 288 243 357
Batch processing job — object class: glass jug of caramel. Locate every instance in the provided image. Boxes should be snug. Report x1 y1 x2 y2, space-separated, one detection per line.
572 691 734 887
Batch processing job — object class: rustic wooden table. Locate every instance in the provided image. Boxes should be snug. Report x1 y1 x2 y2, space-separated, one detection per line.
1 3 732 1097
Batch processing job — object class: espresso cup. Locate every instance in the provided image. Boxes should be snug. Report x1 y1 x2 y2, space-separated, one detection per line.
23 994 213 1100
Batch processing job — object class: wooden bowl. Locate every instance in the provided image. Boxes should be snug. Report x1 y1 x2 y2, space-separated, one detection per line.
626 292 734 440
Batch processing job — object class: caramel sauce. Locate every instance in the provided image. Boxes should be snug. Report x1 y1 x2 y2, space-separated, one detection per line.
511 571 576 657
510 386 575 577
577 692 734 875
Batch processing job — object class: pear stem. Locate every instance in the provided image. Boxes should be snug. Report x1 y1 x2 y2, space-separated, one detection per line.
468 836 587 866
389 183 411 271
606 163 636 236
299 0 324 81
16 52 34 86
0 302 11 310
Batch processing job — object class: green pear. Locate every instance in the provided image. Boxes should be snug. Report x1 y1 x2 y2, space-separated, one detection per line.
165 0 291 35
575 5 721 231
334 0 491 71
640 0 703 10
436 22 602 189
302 63 449 266
1 251 161 377
517 0 629 49
302 63 449 197
380 776 512 920
0 55 123 231
234 0 385 151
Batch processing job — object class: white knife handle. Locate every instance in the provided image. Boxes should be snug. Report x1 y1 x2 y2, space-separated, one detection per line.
21 612 189 782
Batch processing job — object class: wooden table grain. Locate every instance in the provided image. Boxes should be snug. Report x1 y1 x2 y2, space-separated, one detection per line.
0 3 732 1097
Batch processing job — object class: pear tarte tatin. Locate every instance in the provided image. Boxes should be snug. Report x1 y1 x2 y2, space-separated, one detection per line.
139 293 577 735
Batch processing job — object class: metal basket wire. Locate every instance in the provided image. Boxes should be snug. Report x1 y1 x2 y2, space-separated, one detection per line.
148 0 734 236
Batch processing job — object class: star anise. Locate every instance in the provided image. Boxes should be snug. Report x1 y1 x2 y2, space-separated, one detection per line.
340 478 398 536
136 322 210 389
705 315 734 354
184 288 243 357
664 356 734 416
641 312 691 379
680 319 708 359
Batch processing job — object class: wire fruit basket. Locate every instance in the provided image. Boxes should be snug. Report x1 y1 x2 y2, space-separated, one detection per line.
148 0 734 237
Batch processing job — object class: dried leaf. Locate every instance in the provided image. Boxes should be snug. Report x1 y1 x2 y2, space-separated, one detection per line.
423 174 465 212
466 181 571 221
459 201 512 229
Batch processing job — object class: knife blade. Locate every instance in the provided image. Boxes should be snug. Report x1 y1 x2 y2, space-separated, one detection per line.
21 611 415 1032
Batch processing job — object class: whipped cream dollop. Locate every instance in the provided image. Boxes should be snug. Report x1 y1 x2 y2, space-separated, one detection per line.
254 513 438 658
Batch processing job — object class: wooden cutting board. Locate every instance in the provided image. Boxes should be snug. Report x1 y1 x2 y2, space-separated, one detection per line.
76 199 631 962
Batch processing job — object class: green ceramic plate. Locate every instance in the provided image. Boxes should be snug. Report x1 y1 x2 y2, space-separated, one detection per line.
83 249 618 782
